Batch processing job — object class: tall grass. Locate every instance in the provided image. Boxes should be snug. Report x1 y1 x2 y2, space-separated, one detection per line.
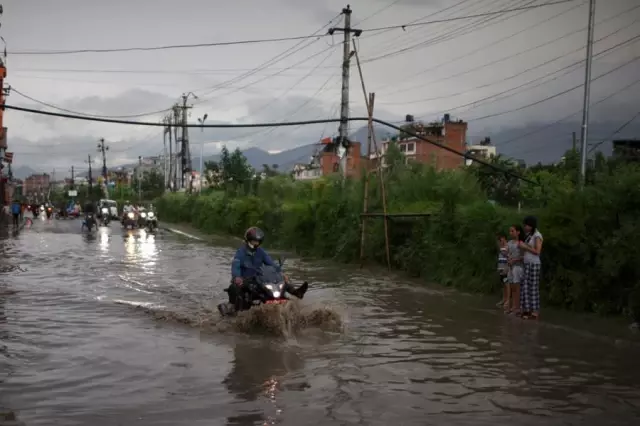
156 162 640 319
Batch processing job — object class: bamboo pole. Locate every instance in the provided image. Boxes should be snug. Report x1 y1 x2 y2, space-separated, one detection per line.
353 39 391 271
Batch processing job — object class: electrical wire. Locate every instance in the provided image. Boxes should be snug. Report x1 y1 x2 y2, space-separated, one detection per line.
363 0 539 65
7 1 576 56
382 14 640 106
588 110 640 154
3 102 536 184
352 0 406 26
10 87 174 119
190 13 342 101
363 0 503 53
467 53 640 122
413 31 640 123
377 0 591 95
383 2 639 98
496 74 640 150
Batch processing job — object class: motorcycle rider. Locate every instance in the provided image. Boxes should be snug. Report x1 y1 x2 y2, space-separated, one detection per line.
83 199 96 228
228 226 308 306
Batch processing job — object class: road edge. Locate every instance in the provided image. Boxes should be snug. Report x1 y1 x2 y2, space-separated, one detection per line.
161 226 204 241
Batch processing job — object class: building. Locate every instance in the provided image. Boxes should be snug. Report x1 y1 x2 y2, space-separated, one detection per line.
292 139 368 181
612 139 640 161
0 58 11 204
24 173 51 196
465 138 497 166
371 114 468 170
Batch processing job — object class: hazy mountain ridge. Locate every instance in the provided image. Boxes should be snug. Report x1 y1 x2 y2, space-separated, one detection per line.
19 120 640 177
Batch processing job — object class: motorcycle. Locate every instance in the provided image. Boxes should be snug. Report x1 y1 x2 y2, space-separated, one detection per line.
217 259 308 317
82 213 97 231
144 211 157 231
45 206 53 219
99 207 110 226
121 211 138 229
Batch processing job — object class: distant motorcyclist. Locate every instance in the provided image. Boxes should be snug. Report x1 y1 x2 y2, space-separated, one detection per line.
84 200 95 215
228 227 308 305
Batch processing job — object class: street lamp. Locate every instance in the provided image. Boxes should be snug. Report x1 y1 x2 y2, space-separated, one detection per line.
197 114 208 191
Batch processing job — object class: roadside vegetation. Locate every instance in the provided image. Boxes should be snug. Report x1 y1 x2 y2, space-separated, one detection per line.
156 143 640 320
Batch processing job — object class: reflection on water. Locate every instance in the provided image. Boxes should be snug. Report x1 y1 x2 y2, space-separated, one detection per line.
1 219 640 426
223 339 308 425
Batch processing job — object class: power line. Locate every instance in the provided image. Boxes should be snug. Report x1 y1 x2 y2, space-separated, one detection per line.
467 53 640 122
381 2 640 98
382 14 640 106
496 74 640 150
1 103 536 185
588 110 640 154
10 87 173 119
377 0 591 95
363 0 544 65
7 1 575 56
414 31 640 121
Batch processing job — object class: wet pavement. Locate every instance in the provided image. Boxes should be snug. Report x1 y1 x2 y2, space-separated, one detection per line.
1 217 640 426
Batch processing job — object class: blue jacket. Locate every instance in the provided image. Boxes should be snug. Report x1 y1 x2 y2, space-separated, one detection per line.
231 245 280 280
11 202 21 215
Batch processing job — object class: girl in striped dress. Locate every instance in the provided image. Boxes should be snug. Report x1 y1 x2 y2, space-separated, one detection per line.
519 216 543 320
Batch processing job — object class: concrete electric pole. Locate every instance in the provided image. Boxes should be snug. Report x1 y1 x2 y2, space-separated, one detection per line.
86 154 93 197
178 92 197 192
138 156 142 202
579 0 596 189
197 113 208 192
329 5 361 178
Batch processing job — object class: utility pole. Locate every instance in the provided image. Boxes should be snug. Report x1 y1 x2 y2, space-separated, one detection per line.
579 0 596 189
70 165 75 189
86 154 93 197
138 156 142 202
329 5 361 178
198 113 208 192
97 138 109 198
177 92 197 192
173 104 180 190
163 117 169 191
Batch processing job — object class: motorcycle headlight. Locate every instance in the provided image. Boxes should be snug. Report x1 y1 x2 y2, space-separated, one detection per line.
148 212 155 218
272 291 281 298
140 212 147 218
127 212 134 219
101 208 108 213
265 284 273 291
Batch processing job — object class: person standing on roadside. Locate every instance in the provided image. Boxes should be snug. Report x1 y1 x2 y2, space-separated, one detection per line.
496 233 509 308
506 225 525 315
520 216 543 320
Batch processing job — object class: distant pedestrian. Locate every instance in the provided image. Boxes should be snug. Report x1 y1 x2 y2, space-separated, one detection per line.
10 199 21 227
496 232 509 308
520 216 543 320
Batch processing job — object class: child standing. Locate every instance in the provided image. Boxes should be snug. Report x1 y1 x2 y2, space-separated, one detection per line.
496 233 509 308
506 225 525 314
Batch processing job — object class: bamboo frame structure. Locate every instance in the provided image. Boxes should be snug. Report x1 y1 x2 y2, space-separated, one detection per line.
353 40 433 271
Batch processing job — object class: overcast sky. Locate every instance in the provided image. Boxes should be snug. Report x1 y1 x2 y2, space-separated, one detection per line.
2 0 639 174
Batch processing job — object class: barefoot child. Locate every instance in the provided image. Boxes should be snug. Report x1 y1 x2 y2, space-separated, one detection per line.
496 233 509 308
506 225 525 314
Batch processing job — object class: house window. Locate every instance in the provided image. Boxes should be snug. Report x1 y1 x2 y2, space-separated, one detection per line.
406 142 415 153
399 144 407 153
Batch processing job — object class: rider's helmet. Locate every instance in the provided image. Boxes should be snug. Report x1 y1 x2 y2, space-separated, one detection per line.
244 226 265 250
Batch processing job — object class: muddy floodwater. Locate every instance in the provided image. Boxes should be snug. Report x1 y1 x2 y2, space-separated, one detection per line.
1 219 639 426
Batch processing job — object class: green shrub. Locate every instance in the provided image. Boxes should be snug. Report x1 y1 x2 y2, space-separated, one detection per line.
156 160 640 319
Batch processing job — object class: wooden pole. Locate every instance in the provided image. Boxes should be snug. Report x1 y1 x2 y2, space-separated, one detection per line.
359 93 374 264
353 38 391 271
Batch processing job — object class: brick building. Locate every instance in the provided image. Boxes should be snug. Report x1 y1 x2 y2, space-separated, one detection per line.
24 173 51 196
372 114 468 170
293 139 368 180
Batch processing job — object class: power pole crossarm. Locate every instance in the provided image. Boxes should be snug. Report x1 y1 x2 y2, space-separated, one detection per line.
328 5 362 178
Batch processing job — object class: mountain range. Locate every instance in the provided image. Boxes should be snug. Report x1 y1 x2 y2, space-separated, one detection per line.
13 120 640 178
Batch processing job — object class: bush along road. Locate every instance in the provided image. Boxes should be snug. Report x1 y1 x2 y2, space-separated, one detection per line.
155 144 640 323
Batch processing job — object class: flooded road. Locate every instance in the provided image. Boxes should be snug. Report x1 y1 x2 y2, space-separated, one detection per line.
1 218 639 426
